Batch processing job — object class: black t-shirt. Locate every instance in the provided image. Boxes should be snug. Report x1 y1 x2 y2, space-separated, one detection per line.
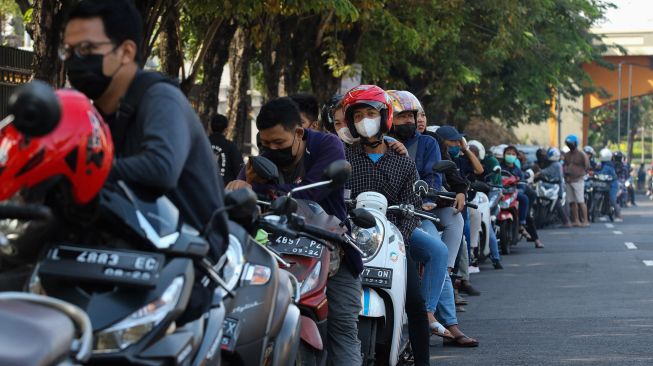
209 133 244 185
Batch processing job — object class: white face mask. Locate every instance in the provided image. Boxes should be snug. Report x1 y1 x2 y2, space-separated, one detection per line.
354 117 381 138
337 127 359 145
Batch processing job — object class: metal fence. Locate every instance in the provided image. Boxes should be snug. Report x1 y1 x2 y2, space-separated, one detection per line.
0 46 33 117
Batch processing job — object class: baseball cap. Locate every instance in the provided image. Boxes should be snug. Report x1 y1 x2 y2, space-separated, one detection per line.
435 125 464 141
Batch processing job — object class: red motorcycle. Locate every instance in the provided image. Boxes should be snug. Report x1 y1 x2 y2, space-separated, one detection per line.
497 172 520 255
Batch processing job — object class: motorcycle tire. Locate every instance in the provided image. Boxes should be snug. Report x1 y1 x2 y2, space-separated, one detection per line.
591 196 601 223
499 221 512 255
295 342 322 366
605 195 614 222
358 317 378 366
534 204 547 229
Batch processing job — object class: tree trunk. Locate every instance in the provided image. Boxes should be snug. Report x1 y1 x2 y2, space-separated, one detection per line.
227 26 253 150
197 20 237 132
158 4 182 78
27 0 71 86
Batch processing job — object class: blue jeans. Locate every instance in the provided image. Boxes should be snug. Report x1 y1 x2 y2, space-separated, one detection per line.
517 191 529 225
436 274 458 327
462 207 471 260
488 225 501 262
410 220 448 313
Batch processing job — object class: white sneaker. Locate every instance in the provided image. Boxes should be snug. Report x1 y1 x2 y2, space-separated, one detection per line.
469 265 480 274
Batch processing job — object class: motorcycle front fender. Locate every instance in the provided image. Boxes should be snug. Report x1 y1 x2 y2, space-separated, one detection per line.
300 315 323 351
271 304 301 366
360 287 386 318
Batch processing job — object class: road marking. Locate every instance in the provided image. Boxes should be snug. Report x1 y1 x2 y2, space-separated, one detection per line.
625 242 637 250
613 231 623 235
643 260 653 267
605 223 615 228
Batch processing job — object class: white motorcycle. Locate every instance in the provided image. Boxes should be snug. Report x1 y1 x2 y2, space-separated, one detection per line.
470 190 491 261
351 191 409 365
350 182 443 365
533 178 561 228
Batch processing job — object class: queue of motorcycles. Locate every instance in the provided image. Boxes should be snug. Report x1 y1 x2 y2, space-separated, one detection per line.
0 81 472 366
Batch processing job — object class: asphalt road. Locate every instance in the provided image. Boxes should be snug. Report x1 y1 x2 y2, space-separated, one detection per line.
430 194 653 366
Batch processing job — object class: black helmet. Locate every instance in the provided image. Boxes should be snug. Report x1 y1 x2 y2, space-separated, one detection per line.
613 151 624 162
320 94 343 133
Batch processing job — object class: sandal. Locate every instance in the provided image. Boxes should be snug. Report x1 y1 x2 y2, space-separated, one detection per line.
430 322 454 340
443 335 479 348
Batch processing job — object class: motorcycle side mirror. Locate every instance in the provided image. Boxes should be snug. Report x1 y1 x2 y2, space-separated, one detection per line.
350 208 376 229
224 188 259 222
412 180 429 197
270 196 298 216
250 156 281 183
470 180 491 194
323 160 351 187
433 160 457 173
493 165 502 173
6 80 61 137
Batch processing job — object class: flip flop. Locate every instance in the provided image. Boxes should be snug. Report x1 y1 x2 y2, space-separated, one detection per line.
443 335 479 347
430 322 454 340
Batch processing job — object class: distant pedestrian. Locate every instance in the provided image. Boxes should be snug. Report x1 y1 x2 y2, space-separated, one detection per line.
290 93 321 130
563 134 590 226
209 114 243 185
637 163 646 191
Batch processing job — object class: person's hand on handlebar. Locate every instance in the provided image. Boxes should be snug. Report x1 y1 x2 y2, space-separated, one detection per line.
454 193 465 213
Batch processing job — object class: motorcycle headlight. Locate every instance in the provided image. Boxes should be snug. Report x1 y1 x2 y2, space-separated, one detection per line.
352 218 384 262
215 234 245 297
299 261 322 297
94 276 185 353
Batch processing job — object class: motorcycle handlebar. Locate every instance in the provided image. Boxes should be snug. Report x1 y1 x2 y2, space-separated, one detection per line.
0 204 52 221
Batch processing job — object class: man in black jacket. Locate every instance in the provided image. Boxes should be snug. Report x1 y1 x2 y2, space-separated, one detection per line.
62 0 228 257
209 114 243 185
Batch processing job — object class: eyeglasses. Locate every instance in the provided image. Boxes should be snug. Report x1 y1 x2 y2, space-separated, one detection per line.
58 41 115 61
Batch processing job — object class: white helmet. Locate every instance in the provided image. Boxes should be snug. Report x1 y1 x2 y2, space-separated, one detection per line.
583 145 595 156
491 144 508 159
467 140 485 160
561 145 570 154
547 147 561 162
599 148 612 162
425 125 440 133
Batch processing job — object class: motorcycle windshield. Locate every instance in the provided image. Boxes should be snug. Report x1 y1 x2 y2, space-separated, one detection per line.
119 184 180 238
295 200 346 235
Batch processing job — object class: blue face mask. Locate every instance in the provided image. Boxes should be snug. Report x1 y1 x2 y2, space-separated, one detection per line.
504 154 517 165
448 146 461 158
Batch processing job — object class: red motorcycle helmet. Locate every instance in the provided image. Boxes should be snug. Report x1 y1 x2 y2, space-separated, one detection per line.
342 85 393 139
0 86 113 204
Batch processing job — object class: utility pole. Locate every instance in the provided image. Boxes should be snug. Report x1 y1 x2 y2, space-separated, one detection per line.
557 90 562 149
642 126 645 162
627 64 633 163
617 62 623 149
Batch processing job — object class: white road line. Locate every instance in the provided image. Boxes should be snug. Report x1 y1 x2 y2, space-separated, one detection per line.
625 242 637 250
613 230 623 235
643 260 653 267
605 223 615 229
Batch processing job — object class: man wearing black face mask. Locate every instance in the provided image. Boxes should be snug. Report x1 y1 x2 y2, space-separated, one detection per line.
62 1 228 258
227 97 363 365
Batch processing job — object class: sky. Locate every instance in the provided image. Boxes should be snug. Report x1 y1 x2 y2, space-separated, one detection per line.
596 0 653 31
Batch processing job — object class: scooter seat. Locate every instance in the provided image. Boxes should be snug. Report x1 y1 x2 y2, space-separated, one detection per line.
0 300 75 366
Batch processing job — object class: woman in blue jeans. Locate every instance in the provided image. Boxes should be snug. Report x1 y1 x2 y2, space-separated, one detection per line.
410 219 449 335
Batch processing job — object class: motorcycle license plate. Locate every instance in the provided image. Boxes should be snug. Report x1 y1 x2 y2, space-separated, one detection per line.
269 236 324 258
361 267 393 289
38 245 163 287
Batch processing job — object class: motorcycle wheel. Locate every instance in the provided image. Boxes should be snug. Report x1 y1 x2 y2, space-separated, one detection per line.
499 221 512 255
534 203 547 229
295 342 322 366
358 317 378 366
591 196 601 223
605 194 614 222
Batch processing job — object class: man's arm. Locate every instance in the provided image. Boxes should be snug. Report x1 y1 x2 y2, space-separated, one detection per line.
110 89 189 192
422 137 443 190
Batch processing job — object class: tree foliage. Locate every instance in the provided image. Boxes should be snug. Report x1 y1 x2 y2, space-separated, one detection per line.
4 0 612 139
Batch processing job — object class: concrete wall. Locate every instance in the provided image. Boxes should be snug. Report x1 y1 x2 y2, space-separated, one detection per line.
513 95 584 148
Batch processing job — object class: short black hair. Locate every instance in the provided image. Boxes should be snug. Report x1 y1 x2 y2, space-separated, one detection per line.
211 114 228 134
256 97 301 131
66 0 143 63
504 145 518 155
290 93 319 122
